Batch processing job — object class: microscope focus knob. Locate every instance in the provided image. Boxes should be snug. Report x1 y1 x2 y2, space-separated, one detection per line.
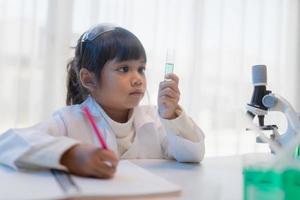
262 94 277 108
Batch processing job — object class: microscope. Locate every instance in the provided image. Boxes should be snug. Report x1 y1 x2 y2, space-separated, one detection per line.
246 65 300 154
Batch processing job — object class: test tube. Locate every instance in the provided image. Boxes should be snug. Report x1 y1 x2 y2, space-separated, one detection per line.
165 49 174 75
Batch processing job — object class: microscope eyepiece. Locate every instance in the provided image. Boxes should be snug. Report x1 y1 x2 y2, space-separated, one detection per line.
248 65 271 111
252 65 267 86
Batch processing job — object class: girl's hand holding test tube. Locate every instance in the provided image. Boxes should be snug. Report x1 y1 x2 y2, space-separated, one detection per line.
158 73 180 119
158 51 180 119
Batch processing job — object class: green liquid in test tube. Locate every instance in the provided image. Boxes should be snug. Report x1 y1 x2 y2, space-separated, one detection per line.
165 63 174 74
165 49 174 76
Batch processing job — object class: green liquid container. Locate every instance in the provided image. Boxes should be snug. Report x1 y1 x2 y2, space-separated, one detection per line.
282 168 300 200
243 167 300 200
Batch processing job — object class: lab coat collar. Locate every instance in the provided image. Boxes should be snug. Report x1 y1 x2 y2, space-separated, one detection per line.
80 96 102 117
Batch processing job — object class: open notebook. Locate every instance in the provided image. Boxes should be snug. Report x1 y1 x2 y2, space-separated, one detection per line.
0 160 181 199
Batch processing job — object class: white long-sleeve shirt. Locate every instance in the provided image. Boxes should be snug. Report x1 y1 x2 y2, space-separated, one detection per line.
0 96 205 170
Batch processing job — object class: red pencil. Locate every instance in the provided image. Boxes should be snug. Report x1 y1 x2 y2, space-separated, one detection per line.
82 106 108 149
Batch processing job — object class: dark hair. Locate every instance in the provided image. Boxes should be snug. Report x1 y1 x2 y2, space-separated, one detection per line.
66 24 147 105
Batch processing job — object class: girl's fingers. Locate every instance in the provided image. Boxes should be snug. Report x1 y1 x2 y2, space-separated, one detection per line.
91 160 117 178
159 96 178 106
159 80 180 94
159 88 179 99
95 149 119 168
164 73 179 84
90 150 118 178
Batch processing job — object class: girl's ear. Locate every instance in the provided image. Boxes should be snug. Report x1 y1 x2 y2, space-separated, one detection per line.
79 68 97 92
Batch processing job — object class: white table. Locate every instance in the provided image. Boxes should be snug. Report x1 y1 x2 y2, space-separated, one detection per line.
0 154 270 200
130 153 271 200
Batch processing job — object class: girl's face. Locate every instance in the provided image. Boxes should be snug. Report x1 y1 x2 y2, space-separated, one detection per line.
94 58 147 111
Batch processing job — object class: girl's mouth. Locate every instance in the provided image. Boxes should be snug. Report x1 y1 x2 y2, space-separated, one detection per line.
129 91 144 97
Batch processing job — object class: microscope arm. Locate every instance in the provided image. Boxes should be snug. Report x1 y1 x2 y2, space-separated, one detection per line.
262 93 300 145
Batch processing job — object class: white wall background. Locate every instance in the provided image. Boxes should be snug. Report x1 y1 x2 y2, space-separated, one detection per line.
0 0 299 156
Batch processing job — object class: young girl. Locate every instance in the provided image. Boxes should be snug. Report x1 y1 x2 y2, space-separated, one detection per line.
0 24 205 179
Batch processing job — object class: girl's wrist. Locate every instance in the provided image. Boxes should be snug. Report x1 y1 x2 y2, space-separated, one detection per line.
60 144 80 167
159 106 182 120
162 112 177 120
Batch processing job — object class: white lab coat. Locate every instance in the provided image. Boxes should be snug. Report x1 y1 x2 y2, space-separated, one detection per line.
0 96 205 170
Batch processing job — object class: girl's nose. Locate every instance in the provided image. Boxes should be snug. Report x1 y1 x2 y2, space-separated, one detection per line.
131 72 143 86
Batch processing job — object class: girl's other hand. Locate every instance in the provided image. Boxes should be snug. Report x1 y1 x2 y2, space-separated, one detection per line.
60 144 118 179
158 73 180 119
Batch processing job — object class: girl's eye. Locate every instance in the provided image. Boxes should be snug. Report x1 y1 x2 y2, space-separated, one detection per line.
138 67 146 74
117 66 129 73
